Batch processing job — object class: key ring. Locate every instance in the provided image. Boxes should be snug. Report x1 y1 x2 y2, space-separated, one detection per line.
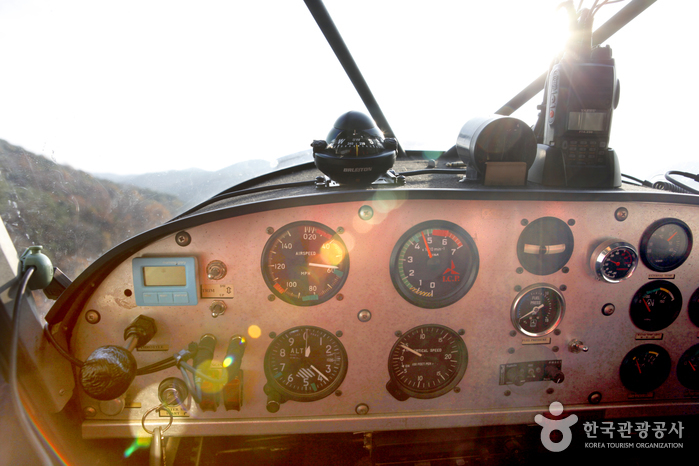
141 404 173 435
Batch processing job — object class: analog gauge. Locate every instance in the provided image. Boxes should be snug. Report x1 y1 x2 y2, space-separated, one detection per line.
590 240 638 283
688 288 699 327
511 284 565 337
619 344 671 393
640 218 692 272
386 324 468 400
677 344 699 390
389 221 479 309
629 280 682 331
261 221 349 306
516 217 574 275
263 326 347 402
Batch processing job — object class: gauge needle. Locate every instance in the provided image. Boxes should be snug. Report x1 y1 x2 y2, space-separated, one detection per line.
310 364 329 382
667 231 678 242
400 344 423 357
636 359 642 374
308 262 338 269
643 298 652 313
421 232 433 258
689 360 696 372
519 304 544 321
305 342 310 357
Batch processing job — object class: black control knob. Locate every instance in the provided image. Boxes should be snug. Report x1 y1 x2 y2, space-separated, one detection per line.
80 346 137 401
545 365 565 384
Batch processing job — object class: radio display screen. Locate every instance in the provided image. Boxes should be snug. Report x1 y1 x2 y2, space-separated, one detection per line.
567 112 606 131
143 266 187 287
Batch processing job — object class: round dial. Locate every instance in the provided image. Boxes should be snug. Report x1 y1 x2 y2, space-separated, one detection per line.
516 217 574 276
261 222 349 306
389 221 479 308
387 324 468 399
677 344 699 390
629 280 682 332
688 288 699 328
263 326 347 401
640 218 692 272
619 344 671 393
590 240 638 283
511 284 565 337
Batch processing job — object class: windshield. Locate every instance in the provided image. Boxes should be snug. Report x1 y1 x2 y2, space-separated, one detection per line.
0 0 696 283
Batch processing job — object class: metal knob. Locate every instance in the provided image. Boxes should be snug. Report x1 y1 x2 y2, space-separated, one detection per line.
569 339 589 353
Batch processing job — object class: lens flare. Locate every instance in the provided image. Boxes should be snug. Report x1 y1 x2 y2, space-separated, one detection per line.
248 325 261 339
123 436 150 458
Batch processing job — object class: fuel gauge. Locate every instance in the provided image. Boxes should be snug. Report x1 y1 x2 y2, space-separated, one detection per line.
511 284 565 337
619 344 671 393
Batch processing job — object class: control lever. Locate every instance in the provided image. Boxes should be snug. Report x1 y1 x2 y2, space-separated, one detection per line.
222 336 246 411
193 334 219 412
80 315 157 400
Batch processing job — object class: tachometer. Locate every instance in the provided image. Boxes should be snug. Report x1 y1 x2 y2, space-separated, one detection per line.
386 324 468 400
261 221 349 306
263 326 347 403
590 240 638 283
389 221 479 308
640 218 692 272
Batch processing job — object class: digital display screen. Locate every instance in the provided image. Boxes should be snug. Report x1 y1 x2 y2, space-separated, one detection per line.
143 266 187 287
567 112 606 131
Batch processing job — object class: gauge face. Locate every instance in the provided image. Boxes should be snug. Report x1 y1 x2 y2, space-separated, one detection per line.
688 288 699 328
261 221 349 306
387 324 468 399
263 326 347 402
677 344 699 390
516 217 574 275
511 284 565 337
619 344 671 393
629 280 682 332
640 218 693 272
389 221 479 309
590 240 638 283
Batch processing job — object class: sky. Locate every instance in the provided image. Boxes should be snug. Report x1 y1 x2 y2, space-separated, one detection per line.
0 1 696 180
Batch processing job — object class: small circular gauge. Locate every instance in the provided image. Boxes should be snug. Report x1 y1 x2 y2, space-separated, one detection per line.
511 284 565 337
517 217 574 276
640 218 693 272
619 344 671 393
261 221 349 306
688 288 699 327
386 324 468 399
389 221 479 309
590 240 638 283
263 326 347 402
677 344 699 390
629 280 682 331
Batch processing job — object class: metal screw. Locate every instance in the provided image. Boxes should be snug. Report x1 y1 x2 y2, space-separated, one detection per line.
552 346 559 352
521 219 528 226
336 330 343 338
357 310 372 322
85 310 101 324
394 330 402 337
83 407 97 418
546 388 554 394
504 390 511 396
508 348 515 354
266 227 274 235
514 285 522 292
560 285 567 291
175 231 191 247
509 330 516 337
59 389 66 396
602 303 615 316
358 206 374 221
355 404 369 415
336 294 344 301
336 227 345 234
554 329 561 336
453 387 461 393
562 267 569 274
268 294 275 302
124 289 133 297
458 329 465 336
335 390 342 397
568 219 576 226
614 207 629 222
516 267 523 274
269 332 277 339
